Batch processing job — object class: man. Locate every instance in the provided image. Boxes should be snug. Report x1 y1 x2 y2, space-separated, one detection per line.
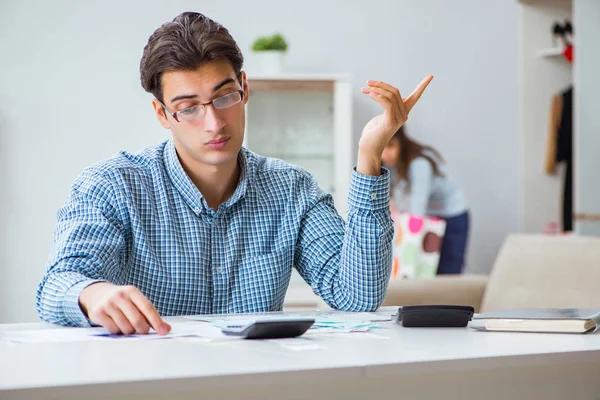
36 12 432 335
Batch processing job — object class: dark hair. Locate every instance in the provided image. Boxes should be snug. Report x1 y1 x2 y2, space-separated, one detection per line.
390 126 445 193
140 12 244 103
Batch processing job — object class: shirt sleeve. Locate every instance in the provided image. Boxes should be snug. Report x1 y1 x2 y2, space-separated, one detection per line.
294 168 393 312
36 168 125 327
408 157 433 216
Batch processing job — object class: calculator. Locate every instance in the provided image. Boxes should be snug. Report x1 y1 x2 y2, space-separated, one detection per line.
220 318 315 339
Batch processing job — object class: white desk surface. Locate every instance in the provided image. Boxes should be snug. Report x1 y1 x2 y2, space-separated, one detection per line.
2 306 600 399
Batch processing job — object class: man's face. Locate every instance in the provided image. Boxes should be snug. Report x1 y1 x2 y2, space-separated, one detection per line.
153 59 248 169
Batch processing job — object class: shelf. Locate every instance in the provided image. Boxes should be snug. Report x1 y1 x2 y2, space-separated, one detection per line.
247 73 351 81
537 47 565 58
248 79 334 93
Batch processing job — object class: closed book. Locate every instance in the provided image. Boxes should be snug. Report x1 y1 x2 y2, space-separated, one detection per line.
472 308 600 333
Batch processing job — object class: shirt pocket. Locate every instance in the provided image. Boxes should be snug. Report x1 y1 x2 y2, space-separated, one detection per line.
234 246 294 312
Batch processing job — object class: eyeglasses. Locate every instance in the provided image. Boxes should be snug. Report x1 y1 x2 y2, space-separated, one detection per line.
157 83 245 123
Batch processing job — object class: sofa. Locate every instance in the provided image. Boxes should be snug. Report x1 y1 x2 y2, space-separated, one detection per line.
382 234 600 313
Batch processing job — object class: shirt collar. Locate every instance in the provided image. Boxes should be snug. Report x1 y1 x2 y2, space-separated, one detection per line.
163 139 251 214
225 149 249 208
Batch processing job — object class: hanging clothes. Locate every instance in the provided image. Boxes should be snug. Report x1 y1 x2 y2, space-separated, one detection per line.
556 86 573 231
544 86 573 232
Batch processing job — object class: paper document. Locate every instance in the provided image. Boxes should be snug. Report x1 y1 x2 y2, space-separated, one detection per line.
186 310 388 334
186 310 391 323
1 322 235 344
308 320 381 333
206 318 381 335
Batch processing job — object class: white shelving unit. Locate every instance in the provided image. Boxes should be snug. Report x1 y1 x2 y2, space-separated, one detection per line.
519 0 600 235
518 0 573 233
244 73 353 218
243 73 354 308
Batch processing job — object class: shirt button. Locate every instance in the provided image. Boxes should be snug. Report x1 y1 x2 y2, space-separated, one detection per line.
194 207 201 214
216 267 224 274
371 193 377 200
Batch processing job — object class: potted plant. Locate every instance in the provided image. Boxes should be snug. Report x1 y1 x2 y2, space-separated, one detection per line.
251 33 288 74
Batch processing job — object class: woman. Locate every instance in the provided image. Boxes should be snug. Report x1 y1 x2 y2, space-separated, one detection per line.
381 126 470 274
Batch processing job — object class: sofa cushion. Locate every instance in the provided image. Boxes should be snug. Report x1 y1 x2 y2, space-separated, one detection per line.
481 234 600 312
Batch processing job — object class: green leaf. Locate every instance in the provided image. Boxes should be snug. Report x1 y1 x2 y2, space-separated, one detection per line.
251 33 288 52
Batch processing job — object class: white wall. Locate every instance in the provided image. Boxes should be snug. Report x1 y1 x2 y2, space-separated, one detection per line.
574 0 600 235
0 0 519 323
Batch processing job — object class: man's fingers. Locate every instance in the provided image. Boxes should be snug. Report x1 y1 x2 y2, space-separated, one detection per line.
92 311 121 335
105 303 135 335
130 289 170 335
367 80 403 102
363 87 395 106
119 299 151 334
366 81 407 121
364 89 394 115
363 87 407 126
404 75 434 113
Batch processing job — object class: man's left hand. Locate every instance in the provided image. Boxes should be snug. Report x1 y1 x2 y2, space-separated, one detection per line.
357 76 433 176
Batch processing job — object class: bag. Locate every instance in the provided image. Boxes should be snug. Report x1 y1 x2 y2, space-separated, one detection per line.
390 211 447 280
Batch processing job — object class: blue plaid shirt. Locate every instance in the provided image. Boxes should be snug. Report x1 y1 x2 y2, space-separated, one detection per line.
37 139 393 327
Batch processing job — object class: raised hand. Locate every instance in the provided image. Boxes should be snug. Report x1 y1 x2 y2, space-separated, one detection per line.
357 76 433 176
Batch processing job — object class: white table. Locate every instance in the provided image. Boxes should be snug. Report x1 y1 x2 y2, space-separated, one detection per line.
2 308 600 400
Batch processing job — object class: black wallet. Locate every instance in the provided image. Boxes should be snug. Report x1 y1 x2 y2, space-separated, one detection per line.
394 305 474 328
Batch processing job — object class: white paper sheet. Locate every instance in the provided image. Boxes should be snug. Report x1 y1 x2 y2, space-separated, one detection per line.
1 321 235 344
186 310 391 323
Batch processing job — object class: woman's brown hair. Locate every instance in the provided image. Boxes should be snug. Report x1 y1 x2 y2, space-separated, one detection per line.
390 126 445 193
